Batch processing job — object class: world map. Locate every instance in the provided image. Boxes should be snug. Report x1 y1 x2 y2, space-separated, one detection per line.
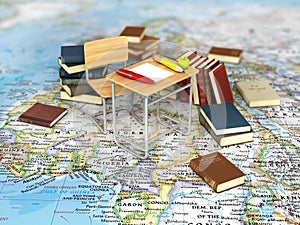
0 0 299 224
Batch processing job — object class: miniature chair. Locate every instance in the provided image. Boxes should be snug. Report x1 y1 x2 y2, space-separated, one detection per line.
84 36 131 133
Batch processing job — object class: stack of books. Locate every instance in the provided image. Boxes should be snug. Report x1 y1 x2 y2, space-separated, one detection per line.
120 26 160 60
57 45 104 105
175 50 253 146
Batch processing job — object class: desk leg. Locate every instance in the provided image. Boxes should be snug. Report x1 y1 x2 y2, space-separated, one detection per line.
143 96 149 158
111 82 148 159
187 75 193 134
111 82 117 142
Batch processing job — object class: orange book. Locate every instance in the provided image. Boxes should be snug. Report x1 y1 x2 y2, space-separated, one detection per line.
189 152 245 193
19 103 67 128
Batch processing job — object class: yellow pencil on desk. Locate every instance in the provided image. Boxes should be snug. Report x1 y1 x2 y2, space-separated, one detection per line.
152 54 184 72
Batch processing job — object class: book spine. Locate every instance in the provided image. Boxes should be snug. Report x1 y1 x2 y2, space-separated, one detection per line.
214 64 234 103
61 55 85 64
60 78 88 86
196 70 207 105
19 116 51 128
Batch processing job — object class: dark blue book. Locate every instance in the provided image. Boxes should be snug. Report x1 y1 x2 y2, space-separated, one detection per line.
200 103 251 135
60 45 85 64
59 66 106 79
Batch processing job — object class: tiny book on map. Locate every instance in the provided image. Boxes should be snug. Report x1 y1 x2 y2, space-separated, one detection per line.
189 152 246 193
19 103 68 128
236 80 280 107
199 114 253 146
120 26 146 43
208 46 243 64
199 103 251 135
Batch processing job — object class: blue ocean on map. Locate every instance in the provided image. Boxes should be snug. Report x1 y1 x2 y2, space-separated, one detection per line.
0 167 122 225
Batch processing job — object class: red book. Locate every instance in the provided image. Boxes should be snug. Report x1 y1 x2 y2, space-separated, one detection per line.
19 103 68 128
209 63 234 103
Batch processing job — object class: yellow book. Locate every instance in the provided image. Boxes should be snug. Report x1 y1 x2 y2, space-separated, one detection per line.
236 80 280 107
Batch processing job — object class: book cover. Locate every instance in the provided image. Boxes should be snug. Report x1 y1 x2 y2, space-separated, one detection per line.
236 80 280 107
60 45 85 64
199 114 253 146
208 46 242 64
189 152 245 193
199 103 251 135
120 26 146 43
209 63 234 104
19 103 67 128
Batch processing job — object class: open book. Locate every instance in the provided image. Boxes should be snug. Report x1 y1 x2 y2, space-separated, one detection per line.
129 63 174 83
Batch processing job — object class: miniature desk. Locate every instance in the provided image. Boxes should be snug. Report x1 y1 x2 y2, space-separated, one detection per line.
106 58 197 158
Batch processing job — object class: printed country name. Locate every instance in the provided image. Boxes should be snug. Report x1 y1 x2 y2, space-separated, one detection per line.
78 184 113 191
63 194 97 201
117 200 168 207
23 175 42 183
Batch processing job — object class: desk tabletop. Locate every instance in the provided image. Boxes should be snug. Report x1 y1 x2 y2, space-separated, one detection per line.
106 58 198 96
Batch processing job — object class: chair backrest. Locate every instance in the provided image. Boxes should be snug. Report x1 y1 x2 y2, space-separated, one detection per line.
84 36 128 70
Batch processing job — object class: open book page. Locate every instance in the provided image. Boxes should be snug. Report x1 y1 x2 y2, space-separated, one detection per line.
129 62 174 82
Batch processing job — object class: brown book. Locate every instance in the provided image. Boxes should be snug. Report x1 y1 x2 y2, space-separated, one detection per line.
120 26 146 43
19 103 68 128
208 46 242 64
199 114 253 146
189 152 245 193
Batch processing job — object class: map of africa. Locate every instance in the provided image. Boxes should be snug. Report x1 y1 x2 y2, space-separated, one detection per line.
0 0 299 224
